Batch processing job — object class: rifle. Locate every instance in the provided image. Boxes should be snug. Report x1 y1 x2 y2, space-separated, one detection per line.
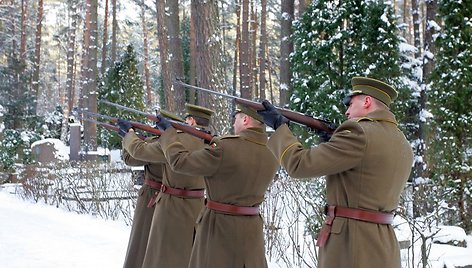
79 117 146 140
174 80 336 134
98 100 214 142
77 109 163 137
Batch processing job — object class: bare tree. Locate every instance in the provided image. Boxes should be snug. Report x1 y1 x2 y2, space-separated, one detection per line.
250 1 258 99
80 0 98 151
239 0 251 99
100 0 109 75
140 0 153 107
192 0 228 134
111 0 117 63
279 0 294 106
156 0 174 111
258 0 267 100
232 0 241 97
167 0 185 112
19 0 27 63
32 0 43 113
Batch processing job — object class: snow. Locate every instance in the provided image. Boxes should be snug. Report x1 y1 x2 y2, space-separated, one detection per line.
0 185 129 268
1 181 471 268
31 138 69 161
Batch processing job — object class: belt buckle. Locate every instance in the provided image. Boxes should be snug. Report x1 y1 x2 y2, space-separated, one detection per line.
160 185 167 193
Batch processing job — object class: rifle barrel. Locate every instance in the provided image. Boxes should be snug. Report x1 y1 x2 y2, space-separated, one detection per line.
98 101 214 142
79 109 162 136
175 80 335 133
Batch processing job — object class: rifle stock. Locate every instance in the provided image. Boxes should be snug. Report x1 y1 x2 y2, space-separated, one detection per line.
98 100 214 142
174 80 335 134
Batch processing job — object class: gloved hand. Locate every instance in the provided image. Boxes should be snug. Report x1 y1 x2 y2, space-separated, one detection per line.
257 100 289 130
117 119 133 137
313 122 337 143
155 113 171 131
317 130 332 143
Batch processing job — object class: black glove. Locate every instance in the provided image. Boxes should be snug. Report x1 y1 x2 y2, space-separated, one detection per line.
313 122 337 143
257 100 289 130
117 119 133 137
155 113 171 131
317 131 332 143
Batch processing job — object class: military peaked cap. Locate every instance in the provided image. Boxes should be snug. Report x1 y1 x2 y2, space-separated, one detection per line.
235 104 264 123
160 109 184 123
343 77 398 106
185 103 214 121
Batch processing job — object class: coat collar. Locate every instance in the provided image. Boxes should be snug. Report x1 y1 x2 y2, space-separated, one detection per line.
364 109 398 125
238 127 268 145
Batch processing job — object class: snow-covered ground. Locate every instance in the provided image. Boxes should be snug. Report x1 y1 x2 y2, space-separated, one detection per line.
1 183 472 268
1 139 471 268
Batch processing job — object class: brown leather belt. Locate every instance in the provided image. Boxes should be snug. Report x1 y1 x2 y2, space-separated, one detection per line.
144 178 162 189
160 184 205 198
144 178 163 208
206 200 260 216
316 205 394 248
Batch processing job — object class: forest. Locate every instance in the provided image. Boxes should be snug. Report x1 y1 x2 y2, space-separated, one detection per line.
0 0 471 266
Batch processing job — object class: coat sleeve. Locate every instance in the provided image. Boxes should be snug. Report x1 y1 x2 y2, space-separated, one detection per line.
122 132 167 163
121 148 148 166
267 121 366 178
158 127 222 177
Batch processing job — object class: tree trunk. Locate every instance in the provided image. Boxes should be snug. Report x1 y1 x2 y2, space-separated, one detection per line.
167 0 185 112
66 0 78 115
192 0 228 133
239 0 251 99
188 1 197 104
156 0 174 111
250 1 258 99
411 0 421 58
423 0 437 83
258 0 267 100
279 0 294 106
80 0 98 151
32 0 43 113
111 0 117 63
19 0 27 63
232 0 241 98
141 0 153 107
100 0 109 75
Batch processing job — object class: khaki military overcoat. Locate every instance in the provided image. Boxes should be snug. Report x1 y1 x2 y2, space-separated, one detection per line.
267 109 413 268
121 136 164 268
158 127 279 268
122 131 206 268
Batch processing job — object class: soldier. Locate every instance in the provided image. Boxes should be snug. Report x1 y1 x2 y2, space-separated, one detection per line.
121 110 183 268
155 104 279 268
117 104 214 268
257 77 414 268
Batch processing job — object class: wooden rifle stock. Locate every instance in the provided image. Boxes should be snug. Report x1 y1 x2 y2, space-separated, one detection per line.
174 80 336 134
98 100 214 142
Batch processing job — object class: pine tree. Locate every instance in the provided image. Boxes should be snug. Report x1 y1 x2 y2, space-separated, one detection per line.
98 44 146 148
429 0 472 231
290 0 403 145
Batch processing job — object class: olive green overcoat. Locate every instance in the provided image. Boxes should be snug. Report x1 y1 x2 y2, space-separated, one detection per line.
122 131 206 268
121 136 164 268
267 109 413 268
158 127 279 268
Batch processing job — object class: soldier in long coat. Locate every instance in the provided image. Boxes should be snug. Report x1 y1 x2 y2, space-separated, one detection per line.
121 110 182 268
118 105 214 268
155 105 279 268
257 77 414 268
121 137 163 268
